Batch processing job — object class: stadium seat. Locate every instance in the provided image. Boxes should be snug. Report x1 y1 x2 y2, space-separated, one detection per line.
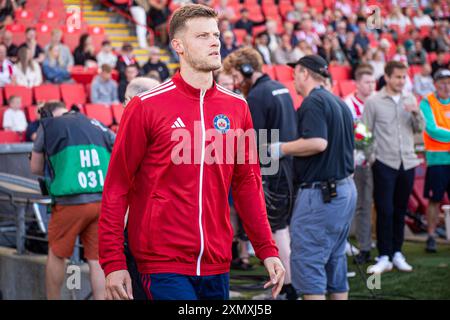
332 84 341 97
409 65 423 78
62 26 82 52
60 83 87 107
14 9 35 27
33 84 61 103
262 65 276 80
88 26 106 53
274 65 294 82
329 65 352 81
339 80 356 98
36 24 53 48
233 29 247 46
0 107 7 129
4 85 33 107
112 103 124 124
0 130 22 143
283 81 303 110
70 66 98 85
25 106 39 122
85 104 114 127
39 10 64 28
6 24 26 46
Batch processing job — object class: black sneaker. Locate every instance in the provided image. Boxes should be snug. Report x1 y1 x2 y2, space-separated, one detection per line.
353 250 371 264
425 236 437 253
280 284 298 300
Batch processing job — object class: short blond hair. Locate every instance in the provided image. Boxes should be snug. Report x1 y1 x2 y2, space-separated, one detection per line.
169 4 218 41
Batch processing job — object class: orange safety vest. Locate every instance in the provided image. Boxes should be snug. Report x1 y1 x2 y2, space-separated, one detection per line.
423 93 450 152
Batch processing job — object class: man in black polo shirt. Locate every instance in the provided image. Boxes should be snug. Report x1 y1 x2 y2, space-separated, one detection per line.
270 55 356 300
223 47 298 300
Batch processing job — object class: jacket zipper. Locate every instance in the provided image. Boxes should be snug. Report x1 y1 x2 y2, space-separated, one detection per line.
196 89 206 276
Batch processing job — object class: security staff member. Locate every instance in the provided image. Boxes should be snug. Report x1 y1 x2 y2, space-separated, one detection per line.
270 55 356 300
30 101 115 300
223 47 298 300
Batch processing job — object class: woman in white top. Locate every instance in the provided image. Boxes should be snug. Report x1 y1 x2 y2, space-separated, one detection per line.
384 6 411 33
13 46 43 88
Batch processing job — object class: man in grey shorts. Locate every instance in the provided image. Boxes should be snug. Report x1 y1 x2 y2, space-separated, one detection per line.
270 55 356 300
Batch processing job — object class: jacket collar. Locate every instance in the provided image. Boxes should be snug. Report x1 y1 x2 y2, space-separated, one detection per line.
171 71 218 100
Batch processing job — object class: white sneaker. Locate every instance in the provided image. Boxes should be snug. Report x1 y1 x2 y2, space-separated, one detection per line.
367 256 393 274
392 252 413 272
345 241 360 256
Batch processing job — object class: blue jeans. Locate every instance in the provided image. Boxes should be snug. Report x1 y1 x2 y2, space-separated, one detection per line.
290 177 357 295
140 273 229 300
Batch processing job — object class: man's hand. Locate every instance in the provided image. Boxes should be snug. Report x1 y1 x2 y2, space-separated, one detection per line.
268 142 285 160
105 270 134 300
263 257 285 299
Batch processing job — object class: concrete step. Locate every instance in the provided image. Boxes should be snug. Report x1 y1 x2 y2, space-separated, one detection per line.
108 35 138 42
82 11 108 17
84 16 113 23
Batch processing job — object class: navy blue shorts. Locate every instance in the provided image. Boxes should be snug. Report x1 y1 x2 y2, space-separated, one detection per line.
140 273 229 300
424 165 450 202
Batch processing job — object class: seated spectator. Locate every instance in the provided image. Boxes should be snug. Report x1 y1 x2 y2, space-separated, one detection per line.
214 0 236 22
44 28 74 70
330 37 347 65
2 95 27 132
148 0 170 46
392 44 408 64
335 20 348 47
413 9 434 28
130 0 149 49
431 51 449 77
234 8 265 35
384 5 411 33
0 43 14 87
74 34 97 67
343 32 358 67
346 12 359 33
295 14 321 53
286 1 304 24
123 76 160 105
265 19 281 53
42 44 72 84
369 50 386 81
319 36 336 64
215 70 234 92
423 28 449 53
354 18 370 54
116 42 140 81
254 32 272 65
283 21 298 47
96 40 118 69
273 34 302 65
312 12 327 35
19 27 45 64
335 0 352 17
413 63 435 97
142 46 169 81
220 30 238 59
407 40 427 66
2 30 18 62
118 64 140 103
0 0 18 29
91 64 119 105
13 46 43 87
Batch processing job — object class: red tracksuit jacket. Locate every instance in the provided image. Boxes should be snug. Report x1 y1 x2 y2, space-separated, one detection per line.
98 71 278 277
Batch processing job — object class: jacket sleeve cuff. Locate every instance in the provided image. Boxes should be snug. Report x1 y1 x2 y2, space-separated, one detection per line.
102 260 129 277
256 247 280 262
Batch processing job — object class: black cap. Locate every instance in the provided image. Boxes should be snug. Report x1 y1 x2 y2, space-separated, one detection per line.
287 54 330 78
433 68 450 81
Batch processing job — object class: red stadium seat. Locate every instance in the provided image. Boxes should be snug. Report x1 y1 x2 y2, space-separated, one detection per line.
33 84 61 103
329 65 352 81
36 24 53 48
274 65 294 81
339 80 356 98
112 103 124 124
233 29 247 46
88 26 106 53
262 65 276 79
70 66 98 85
409 65 423 78
0 130 22 143
85 104 114 127
62 26 82 52
14 9 36 27
4 85 33 107
25 106 39 122
60 83 87 107
0 107 7 129
39 10 64 28
283 81 303 110
6 24 26 46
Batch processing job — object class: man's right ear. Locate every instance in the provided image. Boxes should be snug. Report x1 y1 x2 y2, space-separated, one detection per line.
171 38 184 55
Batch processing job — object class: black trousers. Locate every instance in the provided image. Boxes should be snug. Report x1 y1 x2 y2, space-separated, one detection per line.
372 160 415 258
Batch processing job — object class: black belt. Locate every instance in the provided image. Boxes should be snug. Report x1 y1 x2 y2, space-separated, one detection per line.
300 177 350 189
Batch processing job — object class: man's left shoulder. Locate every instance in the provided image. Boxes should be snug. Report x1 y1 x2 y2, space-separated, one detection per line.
216 84 247 106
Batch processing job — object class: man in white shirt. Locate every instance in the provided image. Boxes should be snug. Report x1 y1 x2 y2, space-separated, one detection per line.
0 44 14 87
2 96 27 132
344 64 376 265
